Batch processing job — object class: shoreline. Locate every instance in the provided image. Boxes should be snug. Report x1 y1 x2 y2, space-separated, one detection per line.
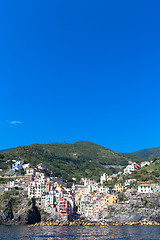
1 220 160 227
31 220 160 227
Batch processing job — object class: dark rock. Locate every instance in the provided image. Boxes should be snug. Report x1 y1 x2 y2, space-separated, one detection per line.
26 205 41 224
3 199 14 221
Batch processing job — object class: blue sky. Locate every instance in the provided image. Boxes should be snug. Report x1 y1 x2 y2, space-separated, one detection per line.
0 0 160 152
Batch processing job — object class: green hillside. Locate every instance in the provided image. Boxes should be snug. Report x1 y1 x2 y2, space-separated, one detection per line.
131 158 160 183
1 141 141 185
131 146 160 160
0 148 15 153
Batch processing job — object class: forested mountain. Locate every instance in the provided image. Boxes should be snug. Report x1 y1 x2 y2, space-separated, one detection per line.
1 141 142 184
131 146 160 160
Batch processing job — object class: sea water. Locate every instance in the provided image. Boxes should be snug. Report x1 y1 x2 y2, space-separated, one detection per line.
0 225 160 240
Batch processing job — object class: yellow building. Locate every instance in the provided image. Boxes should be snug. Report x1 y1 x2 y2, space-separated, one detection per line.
100 194 117 207
108 194 117 205
114 183 124 192
107 177 113 182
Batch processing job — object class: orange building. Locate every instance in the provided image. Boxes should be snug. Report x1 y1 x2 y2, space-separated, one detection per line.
57 198 70 215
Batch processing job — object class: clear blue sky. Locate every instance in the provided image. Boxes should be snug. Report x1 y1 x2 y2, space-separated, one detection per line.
0 0 160 153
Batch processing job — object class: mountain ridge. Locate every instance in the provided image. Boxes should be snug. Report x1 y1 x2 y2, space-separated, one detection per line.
0 141 142 185
130 146 160 160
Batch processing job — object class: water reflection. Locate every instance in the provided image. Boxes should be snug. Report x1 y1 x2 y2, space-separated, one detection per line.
0 225 160 240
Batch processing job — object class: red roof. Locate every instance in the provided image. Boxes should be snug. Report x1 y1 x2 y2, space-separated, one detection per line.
139 184 150 186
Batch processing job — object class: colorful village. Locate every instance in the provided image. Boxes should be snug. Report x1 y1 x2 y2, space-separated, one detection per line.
0 158 160 225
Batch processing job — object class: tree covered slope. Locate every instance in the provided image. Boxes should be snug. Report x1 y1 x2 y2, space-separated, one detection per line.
1 141 141 183
131 147 160 160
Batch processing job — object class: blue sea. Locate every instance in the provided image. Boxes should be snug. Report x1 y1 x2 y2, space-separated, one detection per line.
0 225 160 240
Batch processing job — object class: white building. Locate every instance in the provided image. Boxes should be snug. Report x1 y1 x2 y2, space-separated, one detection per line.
124 164 134 175
34 172 45 183
100 173 108 184
85 184 98 194
23 163 31 170
99 186 110 194
28 181 51 199
124 162 140 175
138 184 152 194
141 161 151 168
12 161 23 171
44 191 54 207
26 168 35 175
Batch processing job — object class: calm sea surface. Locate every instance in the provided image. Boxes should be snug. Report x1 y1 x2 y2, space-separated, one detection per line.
0 225 160 240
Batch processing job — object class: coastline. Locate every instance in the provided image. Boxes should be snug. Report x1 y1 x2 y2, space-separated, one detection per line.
30 220 160 227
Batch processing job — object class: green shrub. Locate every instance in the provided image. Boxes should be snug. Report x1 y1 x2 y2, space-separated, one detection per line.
28 200 32 206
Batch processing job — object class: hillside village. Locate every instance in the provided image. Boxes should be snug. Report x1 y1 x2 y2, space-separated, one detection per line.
0 154 160 224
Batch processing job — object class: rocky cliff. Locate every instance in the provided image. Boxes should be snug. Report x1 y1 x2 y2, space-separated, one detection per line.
0 191 160 225
0 191 65 225
0 198 41 225
99 194 160 223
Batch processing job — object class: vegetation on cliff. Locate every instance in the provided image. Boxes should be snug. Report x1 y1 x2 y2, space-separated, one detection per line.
1 141 142 183
131 158 160 183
